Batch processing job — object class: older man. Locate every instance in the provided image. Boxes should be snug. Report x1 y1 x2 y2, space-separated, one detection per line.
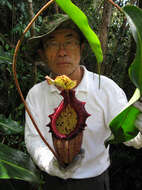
25 14 142 190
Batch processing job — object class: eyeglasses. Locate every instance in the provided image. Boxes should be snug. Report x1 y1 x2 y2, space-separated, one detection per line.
44 40 80 51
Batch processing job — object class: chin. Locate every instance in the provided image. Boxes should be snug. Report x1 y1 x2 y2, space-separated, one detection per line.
55 70 72 77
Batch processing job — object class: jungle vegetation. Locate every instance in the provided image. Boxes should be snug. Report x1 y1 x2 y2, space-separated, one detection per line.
0 0 142 189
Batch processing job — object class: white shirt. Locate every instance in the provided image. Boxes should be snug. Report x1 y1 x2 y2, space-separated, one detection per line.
25 66 142 179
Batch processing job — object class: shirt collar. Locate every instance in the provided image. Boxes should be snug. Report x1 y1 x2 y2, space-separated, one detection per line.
49 83 61 93
48 65 88 94
74 65 88 93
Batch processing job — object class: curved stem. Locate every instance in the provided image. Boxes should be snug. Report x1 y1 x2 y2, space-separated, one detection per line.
12 0 61 163
107 0 123 12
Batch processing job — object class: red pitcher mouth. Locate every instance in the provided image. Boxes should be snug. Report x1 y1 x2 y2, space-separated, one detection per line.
47 90 90 139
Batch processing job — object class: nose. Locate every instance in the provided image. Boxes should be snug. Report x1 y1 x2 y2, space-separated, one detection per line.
57 44 67 56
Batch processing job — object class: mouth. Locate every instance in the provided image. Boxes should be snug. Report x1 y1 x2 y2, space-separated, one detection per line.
56 62 71 65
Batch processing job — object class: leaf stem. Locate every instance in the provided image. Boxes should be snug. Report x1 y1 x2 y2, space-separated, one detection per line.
12 0 61 162
107 0 123 12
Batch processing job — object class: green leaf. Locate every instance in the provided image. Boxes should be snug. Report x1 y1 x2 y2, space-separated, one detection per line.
0 36 5 45
110 106 139 141
6 1 12 10
55 0 103 66
0 46 12 64
123 5 142 95
105 5 142 146
0 56 12 64
0 115 24 135
0 143 41 184
105 88 140 146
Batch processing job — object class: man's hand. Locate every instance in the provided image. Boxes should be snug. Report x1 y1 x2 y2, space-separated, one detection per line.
47 149 85 179
133 97 142 132
135 113 142 133
122 98 142 149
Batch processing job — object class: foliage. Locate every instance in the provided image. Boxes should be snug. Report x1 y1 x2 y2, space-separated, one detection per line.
0 115 43 189
106 5 142 146
0 114 23 135
0 114 42 189
0 0 142 189
124 5 142 94
0 143 41 184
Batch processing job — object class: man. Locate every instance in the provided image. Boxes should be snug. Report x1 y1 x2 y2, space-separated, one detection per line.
25 14 142 190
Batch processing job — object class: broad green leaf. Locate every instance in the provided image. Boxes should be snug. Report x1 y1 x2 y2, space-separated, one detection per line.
105 5 142 146
0 115 24 135
105 89 140 146
123 6 142 95
55 0 103 66
0 143 41 184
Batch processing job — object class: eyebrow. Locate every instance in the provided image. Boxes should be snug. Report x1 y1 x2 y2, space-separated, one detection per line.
64 34 75 38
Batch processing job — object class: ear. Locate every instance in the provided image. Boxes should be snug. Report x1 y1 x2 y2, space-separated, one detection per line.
37 49 46 62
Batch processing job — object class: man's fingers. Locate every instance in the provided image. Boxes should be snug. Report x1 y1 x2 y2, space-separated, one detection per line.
135 113 142 132
133 101 142 112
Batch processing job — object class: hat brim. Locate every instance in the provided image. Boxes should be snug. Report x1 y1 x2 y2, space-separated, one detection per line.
26 15 86 61
27 16 70 53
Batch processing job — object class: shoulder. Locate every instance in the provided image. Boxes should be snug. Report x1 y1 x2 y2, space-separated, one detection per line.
100 75 125 95
100 75 121 90
26 80 49 99
29 80 48 92
85 68 127 100
85 68 121 90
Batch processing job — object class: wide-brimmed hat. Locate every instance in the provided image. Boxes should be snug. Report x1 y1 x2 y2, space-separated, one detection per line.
27 14 85 56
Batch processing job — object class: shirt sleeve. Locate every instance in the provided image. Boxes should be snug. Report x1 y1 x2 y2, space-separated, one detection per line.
124 132 142 149
25 90 54 172
102 78 128 126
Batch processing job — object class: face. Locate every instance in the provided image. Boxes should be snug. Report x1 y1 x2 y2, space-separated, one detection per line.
40 28 84 80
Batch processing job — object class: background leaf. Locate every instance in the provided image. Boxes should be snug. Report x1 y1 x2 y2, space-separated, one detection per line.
0 56 12 63
0 143 41 184
105 5 142 145
123 5 142 95
105 88 140 146
0 115 24 135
